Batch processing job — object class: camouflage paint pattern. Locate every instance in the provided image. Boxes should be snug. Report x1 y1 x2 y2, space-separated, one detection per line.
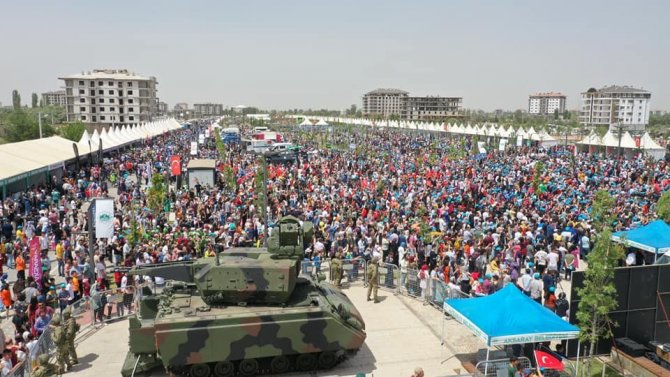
123 216 366 375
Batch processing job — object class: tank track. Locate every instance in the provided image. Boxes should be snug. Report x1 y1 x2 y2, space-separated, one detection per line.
168 350 355 377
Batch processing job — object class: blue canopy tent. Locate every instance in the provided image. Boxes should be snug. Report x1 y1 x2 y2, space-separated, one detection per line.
443 284 579 347
443 284 581 373
612 220 670 261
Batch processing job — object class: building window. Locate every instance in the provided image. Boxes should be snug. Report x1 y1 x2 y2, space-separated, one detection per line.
90 90 95 96
109 98 115 103
100 116 105 121
81 115 87 121
98 90 103 95
128 99 133 104
78 80 84 86
92 116 97 122
99 107 105 111
90 81 95 87
108 81 113 86
129 108 134 113
129 116 134 121
79 107 86 111
79 89 85 95
99 98 104 103
109 90 114 95
79 98 85 103
128 90 133 95
98 81 103 86
109 107 115 112
127 82 132 87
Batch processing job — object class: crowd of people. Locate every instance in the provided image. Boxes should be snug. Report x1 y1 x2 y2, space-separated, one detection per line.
0 118 667 375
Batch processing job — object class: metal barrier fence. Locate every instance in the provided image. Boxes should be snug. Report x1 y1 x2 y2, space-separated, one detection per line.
475 356 532 377
329 259 366 287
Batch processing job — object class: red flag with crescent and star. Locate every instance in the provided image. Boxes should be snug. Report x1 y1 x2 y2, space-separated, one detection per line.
534 350 564 371
170 156 181 176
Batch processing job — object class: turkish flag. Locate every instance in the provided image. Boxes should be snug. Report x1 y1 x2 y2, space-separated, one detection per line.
535 350 564 371
170 156 181 176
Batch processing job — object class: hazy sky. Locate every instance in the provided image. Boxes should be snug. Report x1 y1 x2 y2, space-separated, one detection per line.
1 1 668 111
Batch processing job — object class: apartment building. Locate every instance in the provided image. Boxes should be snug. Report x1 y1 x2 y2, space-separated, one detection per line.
41 90 67 107
405 96 462 121
528 92 566 116
362 89 462 120
579 85 651 128
362 89 409 117
193 103 224 117
59 69 158 127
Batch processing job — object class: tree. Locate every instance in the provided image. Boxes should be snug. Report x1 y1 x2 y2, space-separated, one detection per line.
31 93 38 108
532 161 544 193
4 110 55 142
253 156 268 221
657 191 670 223
12 90 21 110
60 121 86 141
146 172 167 216
576 190 624 376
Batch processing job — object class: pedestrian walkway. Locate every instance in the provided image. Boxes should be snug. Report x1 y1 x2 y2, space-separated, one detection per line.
68 279 474 377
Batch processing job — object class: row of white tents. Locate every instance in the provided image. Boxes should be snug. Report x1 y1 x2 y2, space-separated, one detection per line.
292 116 558 145
0 119 182 191
576 130 666 160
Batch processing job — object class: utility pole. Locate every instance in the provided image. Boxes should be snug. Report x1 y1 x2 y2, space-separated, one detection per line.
38 112 43 139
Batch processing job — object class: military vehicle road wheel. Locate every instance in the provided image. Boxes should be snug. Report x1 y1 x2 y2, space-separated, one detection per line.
213 361 234 377
189 363 210 377
318 351 338 369
296 354 317 371
238 359 259 376
270 355 291 373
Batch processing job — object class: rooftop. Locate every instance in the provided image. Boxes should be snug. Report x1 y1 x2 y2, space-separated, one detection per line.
530 92 566 98
583 85 650 95
59 69 154 81
364 88 409 96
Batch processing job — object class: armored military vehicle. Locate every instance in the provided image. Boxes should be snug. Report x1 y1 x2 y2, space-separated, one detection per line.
121 216 366 377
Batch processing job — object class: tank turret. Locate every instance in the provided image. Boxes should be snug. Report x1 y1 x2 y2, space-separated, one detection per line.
128 216 313 306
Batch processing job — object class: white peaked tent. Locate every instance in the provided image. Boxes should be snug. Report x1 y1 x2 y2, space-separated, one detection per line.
640 132 666 160
78 130 90 146
299 118 313 127
601 131 621 147
315 119 329 126
577 132 602 146
619 132 638 149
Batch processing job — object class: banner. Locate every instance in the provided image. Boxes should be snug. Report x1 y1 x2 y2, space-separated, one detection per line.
29 237 41 285
94 198 115 239
516 135 523 147
170 156 182 176
205 129 210 138
499 138 508 151
190 141 198 156
198 134 205 144
477 141 487 154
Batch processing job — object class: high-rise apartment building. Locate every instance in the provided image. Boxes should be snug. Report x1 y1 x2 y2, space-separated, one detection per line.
528 92 566 116
59 69 158 127
41 90 67 107
579 85 651 128
362 89 462 120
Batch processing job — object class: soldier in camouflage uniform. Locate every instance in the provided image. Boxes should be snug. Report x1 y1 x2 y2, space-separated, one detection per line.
50 314 71 373
330 252 343 288
63 309 79 364
32 354 58 377
367 256 380 303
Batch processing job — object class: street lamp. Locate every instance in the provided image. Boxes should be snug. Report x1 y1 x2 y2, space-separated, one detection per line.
37 112 48 139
